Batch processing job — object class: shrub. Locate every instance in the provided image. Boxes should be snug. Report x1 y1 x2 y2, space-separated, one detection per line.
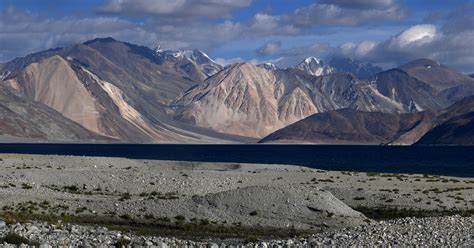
249 210 258 216
0 233 40 245
174 215 185 221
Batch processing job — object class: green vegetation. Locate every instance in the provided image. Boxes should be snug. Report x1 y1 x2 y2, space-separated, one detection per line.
318 179 334 183
118 192 131 201
0 211 311 241
0 233 40 246
139 191 180 200
21 183 33 189
114 238 131 247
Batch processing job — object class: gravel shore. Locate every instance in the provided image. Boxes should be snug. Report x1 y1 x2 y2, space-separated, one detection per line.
0 154 472 246
0 215 472 247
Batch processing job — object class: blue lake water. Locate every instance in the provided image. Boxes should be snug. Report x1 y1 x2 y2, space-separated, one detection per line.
0 144 472 177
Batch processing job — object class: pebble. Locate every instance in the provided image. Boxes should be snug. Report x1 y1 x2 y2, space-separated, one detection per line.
0 215 472 247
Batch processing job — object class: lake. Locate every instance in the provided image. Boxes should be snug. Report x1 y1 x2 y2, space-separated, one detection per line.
0 144 472 177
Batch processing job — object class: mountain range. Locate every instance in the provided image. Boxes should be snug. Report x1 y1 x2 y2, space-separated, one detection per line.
0 37 472 144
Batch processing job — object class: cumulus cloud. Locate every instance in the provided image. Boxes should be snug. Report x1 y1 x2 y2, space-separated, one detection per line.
1 1 473 73
336 22 474 72
0 7 144 61
389 24 437 48
214 57 247 66
256 41 281 56
98 0 252 20
0 7 294 62
320 0 397 9
247 13 298 36
341 41 377 57
286 0 407 27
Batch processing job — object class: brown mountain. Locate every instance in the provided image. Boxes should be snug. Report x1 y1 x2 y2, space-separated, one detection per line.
1 38 473 143
416 96 474 145
259 108 435 144
0 86 109 142
0 38 245 143
399 59 474 91
261 96 474 145
172 59 474 138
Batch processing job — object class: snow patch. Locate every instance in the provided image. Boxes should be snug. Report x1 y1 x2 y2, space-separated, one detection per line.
0 71 11 81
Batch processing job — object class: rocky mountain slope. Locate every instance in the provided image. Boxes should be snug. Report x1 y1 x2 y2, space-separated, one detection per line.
259 108 435 144
0 38 244 142
416 96 474 145
328 57 383 79
172 59 474 138
154 48 222 81
0 37 473 143
0 86 109 142
261 96 474 145
399 59 473 91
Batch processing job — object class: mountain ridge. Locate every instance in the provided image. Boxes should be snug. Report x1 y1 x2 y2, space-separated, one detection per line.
0 38 473 144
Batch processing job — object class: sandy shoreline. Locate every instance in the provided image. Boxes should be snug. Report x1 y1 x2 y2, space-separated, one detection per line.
0 154 473 245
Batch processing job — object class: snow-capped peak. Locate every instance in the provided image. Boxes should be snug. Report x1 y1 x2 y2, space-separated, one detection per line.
257 62 278 71
153 44 163 54
304 57 322 65
295 57 335 76
163 49 216 65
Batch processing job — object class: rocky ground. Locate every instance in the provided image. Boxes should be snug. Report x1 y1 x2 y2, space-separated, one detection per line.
0 154 473 246
0 215 472 247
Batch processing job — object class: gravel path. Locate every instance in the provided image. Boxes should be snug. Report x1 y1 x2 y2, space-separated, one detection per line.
0 215 472 247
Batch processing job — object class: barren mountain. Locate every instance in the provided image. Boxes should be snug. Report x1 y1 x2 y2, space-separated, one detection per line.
0 38 245 143
261 96 474 145
328 57 383 79
416 96 474 145
172 63 418 138
172 63 281 137
172 58 473 139
399 59 474 91
0 86 109 142
1 37 472 143
259 108 435 144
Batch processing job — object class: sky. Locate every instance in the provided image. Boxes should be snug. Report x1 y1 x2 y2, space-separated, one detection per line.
1 0 473 73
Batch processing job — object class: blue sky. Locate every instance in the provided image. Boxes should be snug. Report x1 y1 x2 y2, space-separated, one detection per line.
1 0 473 72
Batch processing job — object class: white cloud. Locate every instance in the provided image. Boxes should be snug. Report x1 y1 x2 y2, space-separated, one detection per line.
0 8 291 62
389 24 437 48
287 0 407 27
256 41 281 55
214 57 246 66
336 23 474 72
99 0 252 19
320 0 397 9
